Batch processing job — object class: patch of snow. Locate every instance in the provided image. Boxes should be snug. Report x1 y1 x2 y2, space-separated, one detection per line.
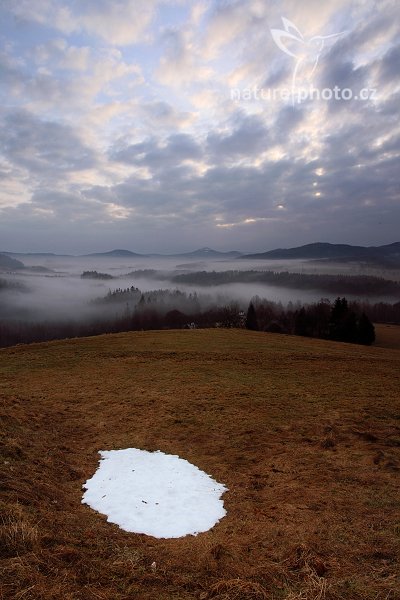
82 448 228 538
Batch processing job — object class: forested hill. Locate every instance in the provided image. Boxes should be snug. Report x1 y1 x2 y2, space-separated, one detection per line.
171 270 400 297
242 241 400 261
0 253 25 270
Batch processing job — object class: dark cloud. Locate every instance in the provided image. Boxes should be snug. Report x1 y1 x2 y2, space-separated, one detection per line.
379 44 400 84
111 133 202 170
272 105 305 140
263 65 291 88
0 110 97 176
0 52 23 90
206 113 269 158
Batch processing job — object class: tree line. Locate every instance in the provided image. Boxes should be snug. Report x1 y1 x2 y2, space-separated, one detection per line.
1 282 398 347
171 270 400 297
245 297 376 345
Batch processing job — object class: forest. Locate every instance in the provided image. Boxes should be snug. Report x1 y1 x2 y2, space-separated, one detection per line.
168 270 400 296
1 281 398 347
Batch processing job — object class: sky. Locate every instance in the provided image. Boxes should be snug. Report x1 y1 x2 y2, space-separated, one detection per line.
0 0 399 254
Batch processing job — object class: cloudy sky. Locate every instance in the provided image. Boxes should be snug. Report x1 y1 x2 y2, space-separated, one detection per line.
0 0 399 253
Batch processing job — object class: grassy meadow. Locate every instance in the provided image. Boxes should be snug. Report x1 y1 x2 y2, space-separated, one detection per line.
1 329 400 599
374 323 400 350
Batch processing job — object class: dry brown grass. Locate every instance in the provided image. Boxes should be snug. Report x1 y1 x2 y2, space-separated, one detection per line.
374 324 400 350
208 578 269 599
1 329 400 599
0 509 39 558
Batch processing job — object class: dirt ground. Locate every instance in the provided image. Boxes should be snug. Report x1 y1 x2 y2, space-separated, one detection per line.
1 329 399 599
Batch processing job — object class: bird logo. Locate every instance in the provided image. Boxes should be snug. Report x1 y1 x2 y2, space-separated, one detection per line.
271 17 346 99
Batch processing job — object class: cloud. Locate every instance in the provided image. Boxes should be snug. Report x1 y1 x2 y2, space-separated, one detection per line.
0 110 97 176
156 28 213 87
34 39 91 71
0 41 142 123
6 0 159 45
206 113 269 159
379 43 400 84
111 133 203 171
202 1 255 60
0 0 399 252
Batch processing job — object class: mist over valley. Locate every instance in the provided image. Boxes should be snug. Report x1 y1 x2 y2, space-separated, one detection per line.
1 243 399 346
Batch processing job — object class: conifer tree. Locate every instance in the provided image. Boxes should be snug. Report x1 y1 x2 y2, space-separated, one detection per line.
245 302 259 331
357 313 375 345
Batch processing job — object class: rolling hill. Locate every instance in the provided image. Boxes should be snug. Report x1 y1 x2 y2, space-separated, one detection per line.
83 249 144 258
0 253 25 271
170 247 242 259
242 241 400 261
3 242 400 263
1 329 399 599
85 247 242 259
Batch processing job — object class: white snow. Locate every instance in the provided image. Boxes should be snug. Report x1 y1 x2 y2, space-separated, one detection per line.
82 448 228 538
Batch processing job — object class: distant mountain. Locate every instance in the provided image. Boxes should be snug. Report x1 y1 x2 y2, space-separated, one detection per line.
84 249 144 258
87 247 242 259
242 242 400 261
0 253 25 270
1 247 243 259
172 247 242 259
1 252 71 258
2 244 400 263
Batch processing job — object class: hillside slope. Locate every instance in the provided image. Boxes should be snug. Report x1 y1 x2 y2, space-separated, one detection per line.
1 330 399 600
0 253 25 270
243 241 400 261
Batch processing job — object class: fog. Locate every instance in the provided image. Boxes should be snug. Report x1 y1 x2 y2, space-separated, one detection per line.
18 254 400 278
1 254 400 325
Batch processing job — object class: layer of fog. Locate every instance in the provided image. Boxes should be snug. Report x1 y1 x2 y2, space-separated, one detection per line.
1 255 400 323
17 254 400 279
